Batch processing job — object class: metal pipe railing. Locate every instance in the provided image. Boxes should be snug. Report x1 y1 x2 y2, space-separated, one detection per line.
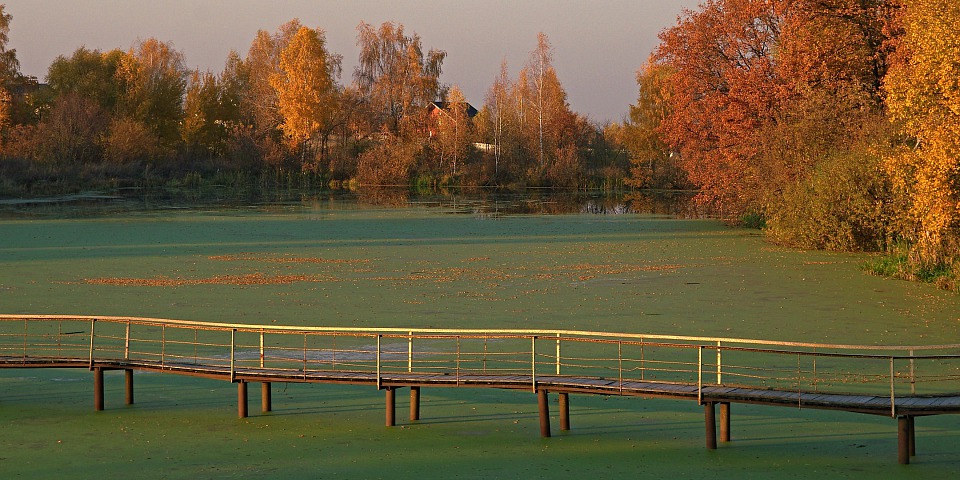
3 314 959 411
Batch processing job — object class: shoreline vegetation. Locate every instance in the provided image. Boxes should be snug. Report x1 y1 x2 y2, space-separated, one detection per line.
0 2 957 292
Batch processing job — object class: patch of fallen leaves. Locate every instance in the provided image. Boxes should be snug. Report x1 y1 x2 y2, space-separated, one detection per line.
82 273 338 287
209 254 370 265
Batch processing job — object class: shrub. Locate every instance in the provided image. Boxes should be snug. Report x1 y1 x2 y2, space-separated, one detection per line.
355 136 419 186
765 149 892 252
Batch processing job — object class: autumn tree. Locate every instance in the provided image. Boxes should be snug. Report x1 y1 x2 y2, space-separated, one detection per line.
514 33 580 185
182 70 226 157
434 85 471 176
523 33 566 169
46 47 124 112
759 0 901 250
354 21 446 136
242 21 302 141
270 25 342 169
115 38 188 147
624 62 685 189
24 94 105 166
0 6 13 133
483 60 511 177
883 0 960 267
0 5 25 133
654 0 789 215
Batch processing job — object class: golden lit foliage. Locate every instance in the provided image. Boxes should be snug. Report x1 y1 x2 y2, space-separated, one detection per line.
354 22 446 135
270 26 341 153
435 85 471 176
624 62 683 189
521 32 569 168
883 0 960 264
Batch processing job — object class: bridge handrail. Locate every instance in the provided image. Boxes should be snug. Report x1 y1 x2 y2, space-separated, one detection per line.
3 313 959 352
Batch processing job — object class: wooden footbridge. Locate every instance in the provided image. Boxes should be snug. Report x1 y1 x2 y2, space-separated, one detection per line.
3 314 960 464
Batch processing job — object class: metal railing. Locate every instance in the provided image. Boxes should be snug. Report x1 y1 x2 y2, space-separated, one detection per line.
3 314 960 416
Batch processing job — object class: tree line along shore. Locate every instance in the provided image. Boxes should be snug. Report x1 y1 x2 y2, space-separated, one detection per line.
0 1 957 291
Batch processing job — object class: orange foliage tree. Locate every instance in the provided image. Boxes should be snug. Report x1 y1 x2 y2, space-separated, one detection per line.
654 0 900 229
654 0 790 216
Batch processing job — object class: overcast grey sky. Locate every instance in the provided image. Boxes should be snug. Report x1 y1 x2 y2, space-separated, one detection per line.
4 0 700 123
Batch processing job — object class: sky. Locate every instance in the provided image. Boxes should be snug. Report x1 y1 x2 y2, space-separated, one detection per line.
3 0 701 124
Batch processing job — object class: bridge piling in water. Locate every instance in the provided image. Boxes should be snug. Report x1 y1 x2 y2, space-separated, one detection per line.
125 369 134 405
559 393 570 431
238 381 248 418
705 402 717 450
261 382 271 413
410 386 420 421
898 415 916 465
719 402 730 442
538 389 551 438
93 367 104 411
385 387 396 427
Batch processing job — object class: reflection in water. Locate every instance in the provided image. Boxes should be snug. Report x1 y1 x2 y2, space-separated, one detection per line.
0 187 713 219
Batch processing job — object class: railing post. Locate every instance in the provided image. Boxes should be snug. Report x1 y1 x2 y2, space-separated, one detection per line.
909 349 915 395
697 346 703 405
531 336 537 392
124 322 130 360
376 334 382 390
640 337 645 381
230 329 236 383
890 356 896 417
812 348 818 392
555 333 561 375
408 331 413 373
716 341 722 384
797 353 802 407
259 331 265 369
161 325 166 367
88 318 96 369
618 340 623 395
302 333 308 378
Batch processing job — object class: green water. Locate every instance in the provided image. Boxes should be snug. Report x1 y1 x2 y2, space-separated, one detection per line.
1 194 958 478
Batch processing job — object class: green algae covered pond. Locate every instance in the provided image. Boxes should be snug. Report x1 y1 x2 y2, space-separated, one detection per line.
1 191 958 478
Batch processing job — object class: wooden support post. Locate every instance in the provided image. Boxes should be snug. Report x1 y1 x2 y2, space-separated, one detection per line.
898 416 910 465
410 386 421 421
385 387 396 427
908 416 915 457
238 381 248 419
261 382 271 413
719 402 730 442
93 367 104 411
537 389 551 438
559 392 570 431
124 369 134 405
705 402 717 450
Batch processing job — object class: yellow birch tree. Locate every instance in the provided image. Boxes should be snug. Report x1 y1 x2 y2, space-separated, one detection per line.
270 26 341 167
884 0 960 266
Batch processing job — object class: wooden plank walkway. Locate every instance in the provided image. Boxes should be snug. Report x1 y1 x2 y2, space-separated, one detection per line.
6 355 957 416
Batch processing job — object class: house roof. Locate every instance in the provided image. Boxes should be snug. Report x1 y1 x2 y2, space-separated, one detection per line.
429 101 479 118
